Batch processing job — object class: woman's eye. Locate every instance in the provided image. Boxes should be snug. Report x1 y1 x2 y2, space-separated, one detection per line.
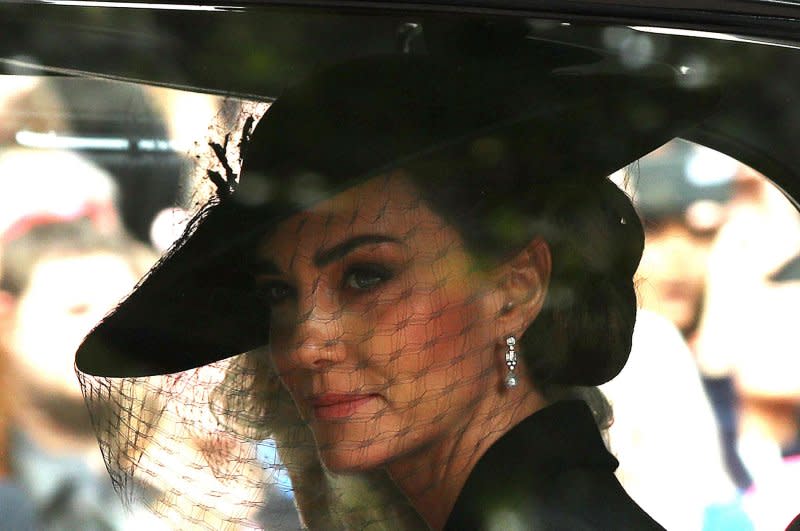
343 265 392 291
259 281 295 305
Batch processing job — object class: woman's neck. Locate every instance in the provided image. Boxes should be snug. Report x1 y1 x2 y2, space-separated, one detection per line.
385 384 547 530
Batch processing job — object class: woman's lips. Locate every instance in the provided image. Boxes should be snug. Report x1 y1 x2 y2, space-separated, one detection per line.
309 393 380 420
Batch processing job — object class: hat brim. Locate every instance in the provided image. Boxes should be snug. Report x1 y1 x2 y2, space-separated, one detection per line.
76 46 720 378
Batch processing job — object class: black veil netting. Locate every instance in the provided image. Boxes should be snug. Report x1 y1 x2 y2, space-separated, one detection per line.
74 24 720 530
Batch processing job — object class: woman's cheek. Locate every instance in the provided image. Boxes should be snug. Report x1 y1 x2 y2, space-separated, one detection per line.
376 286 478 376
267 324 302 392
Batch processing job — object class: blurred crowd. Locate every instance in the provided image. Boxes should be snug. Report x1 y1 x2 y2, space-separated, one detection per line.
0 75 798 530
0 75 293 530
0 76 159 529
607 140 800 530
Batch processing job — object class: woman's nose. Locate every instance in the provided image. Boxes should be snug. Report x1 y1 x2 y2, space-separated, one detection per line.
290 289 348 369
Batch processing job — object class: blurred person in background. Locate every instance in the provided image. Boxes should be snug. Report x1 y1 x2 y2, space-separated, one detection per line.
1 74 184 245
600 308 739 530
0 218 157 530
0 245 37 530
0 75 66 146
629 139 755 495
1 73 189 251
694 167 800 530
1 74 297 530
633 140 734 347
0 74 123 530
0 147 122 240
0 75 121 242
0 161 292 531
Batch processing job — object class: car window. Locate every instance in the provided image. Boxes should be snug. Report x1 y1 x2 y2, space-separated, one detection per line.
608 139 800 530
0 6 799 530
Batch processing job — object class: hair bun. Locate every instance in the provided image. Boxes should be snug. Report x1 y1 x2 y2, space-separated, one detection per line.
519 177 643 387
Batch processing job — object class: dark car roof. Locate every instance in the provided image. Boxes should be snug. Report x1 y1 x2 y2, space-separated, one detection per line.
2 0 800 210
126 0 800 40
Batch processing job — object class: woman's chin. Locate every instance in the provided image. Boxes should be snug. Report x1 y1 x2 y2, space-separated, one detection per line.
318 446 389 474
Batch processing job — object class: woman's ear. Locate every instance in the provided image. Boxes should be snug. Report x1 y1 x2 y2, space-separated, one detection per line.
492 238 551 339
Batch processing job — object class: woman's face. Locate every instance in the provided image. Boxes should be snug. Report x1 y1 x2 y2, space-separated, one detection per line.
637 217 714 335
255 174 501 472
11 252 139 400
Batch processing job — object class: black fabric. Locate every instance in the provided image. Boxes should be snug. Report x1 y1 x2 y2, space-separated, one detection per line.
445 400 664 531
771 251 800 282
702 375 753 490
782 426 800 460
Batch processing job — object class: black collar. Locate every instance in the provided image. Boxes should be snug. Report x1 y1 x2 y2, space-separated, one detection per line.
445 400 619 530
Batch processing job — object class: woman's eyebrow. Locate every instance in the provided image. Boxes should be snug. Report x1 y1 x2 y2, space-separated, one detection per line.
250 259 283 276
314 234 404 267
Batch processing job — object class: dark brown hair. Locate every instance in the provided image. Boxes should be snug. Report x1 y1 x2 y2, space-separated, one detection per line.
393 136 644 391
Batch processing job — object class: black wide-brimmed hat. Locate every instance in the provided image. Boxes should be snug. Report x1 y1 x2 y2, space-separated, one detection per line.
75 30 720 379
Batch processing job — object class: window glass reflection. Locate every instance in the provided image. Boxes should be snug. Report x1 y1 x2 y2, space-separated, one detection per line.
0 17 798 529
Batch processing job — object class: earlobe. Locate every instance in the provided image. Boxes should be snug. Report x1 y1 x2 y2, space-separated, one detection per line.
493 238 552 338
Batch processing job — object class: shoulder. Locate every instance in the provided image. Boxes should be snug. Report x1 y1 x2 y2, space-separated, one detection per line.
446 401 665 531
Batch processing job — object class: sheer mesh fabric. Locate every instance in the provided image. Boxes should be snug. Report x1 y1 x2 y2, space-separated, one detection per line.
75 104 435 529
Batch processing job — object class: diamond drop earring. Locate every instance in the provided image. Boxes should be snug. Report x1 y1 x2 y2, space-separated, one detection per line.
504 336 518 389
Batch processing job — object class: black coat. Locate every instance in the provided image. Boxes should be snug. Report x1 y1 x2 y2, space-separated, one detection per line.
445 400 665 530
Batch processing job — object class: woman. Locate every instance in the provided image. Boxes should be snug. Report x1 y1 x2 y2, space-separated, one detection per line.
76 30 718 529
